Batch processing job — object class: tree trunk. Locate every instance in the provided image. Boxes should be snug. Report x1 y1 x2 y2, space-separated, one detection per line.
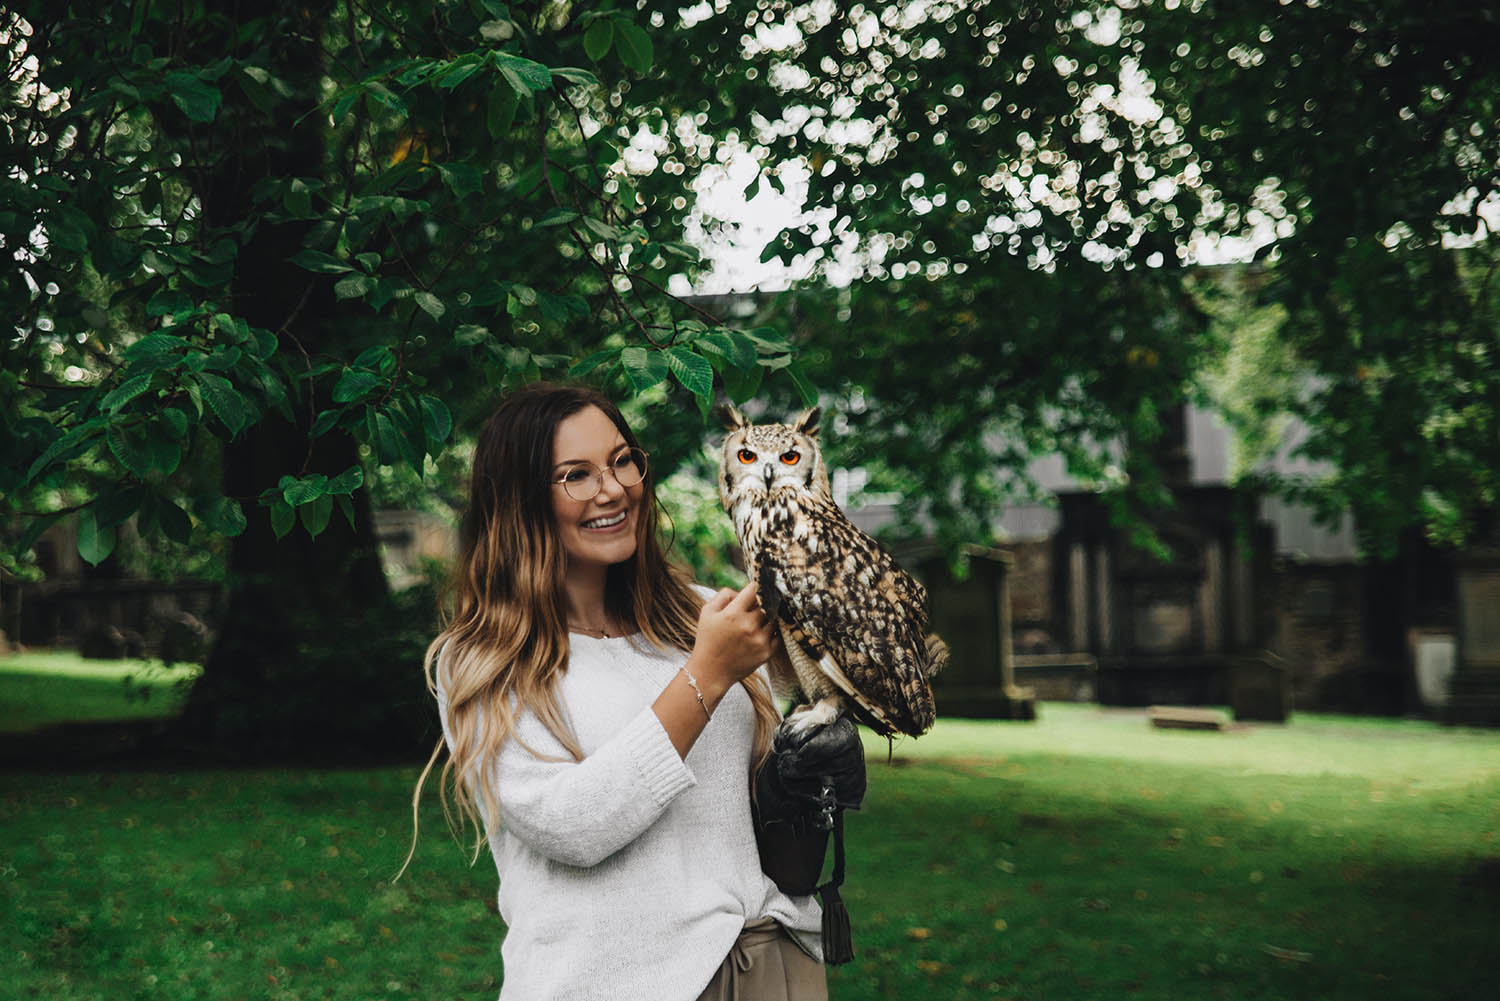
169 1 431 760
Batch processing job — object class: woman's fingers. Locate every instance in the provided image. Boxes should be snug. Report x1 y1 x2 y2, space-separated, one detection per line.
728 580 758 610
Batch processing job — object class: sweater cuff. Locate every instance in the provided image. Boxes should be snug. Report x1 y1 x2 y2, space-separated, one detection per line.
622 707 697 806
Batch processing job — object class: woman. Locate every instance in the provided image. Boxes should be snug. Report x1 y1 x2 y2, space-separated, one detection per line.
418 383 828 1001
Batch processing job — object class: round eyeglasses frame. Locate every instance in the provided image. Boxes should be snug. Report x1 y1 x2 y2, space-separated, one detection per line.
552 447 649 502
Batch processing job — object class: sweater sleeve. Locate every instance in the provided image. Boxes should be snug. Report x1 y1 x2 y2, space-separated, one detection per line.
486 704 697 868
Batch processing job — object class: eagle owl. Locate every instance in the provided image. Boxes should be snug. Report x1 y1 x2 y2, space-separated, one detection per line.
716 404 948 738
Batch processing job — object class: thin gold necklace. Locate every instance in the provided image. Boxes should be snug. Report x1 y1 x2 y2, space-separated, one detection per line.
570 621 613 638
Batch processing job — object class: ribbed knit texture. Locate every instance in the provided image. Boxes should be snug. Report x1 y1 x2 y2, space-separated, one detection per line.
437 620 823 1001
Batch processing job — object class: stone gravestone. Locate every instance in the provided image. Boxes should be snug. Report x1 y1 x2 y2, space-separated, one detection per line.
1229 651 1291 722
1448 546 1500 725
1411 630 1456 714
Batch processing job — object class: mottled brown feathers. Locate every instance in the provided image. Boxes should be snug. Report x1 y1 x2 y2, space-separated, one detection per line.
718 408 947 738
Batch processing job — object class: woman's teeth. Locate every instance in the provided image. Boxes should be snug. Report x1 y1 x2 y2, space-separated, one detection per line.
583 511 627 529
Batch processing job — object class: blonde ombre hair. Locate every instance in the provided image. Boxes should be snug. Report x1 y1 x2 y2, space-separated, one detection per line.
407 384 780 864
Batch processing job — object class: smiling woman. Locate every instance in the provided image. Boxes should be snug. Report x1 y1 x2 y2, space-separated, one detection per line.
550 408 647 616
409 383 829 1001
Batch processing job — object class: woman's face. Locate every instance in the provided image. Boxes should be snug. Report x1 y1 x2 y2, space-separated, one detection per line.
550 405 644 572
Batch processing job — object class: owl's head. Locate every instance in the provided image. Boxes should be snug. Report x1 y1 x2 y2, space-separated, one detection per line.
715 404 831 509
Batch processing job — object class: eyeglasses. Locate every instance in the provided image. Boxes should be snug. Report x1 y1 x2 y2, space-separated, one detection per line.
552 447 649 502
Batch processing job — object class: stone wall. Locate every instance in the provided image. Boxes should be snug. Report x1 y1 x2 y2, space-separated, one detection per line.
1265 561 1404 714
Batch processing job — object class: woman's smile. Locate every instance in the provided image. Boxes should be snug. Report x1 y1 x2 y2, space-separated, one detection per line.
581 509 630 531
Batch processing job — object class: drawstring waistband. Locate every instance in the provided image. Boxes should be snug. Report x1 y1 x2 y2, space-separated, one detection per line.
729 918 783 973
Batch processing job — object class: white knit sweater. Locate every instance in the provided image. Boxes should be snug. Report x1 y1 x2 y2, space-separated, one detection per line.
437 625 824 1001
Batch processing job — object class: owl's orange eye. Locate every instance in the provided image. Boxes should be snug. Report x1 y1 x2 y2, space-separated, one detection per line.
780 450 801 465
737 448 757 464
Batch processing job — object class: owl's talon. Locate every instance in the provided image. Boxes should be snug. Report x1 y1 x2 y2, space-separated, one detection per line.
779 698 842 739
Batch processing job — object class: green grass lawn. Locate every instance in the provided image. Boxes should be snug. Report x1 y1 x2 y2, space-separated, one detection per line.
0 650 199 733
4 703 1498 1000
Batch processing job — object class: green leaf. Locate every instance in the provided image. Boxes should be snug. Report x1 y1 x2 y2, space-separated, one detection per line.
94 485 146 529
583 18 614 61
433 53 484 90
371 408 403 465
159 408 189 440
667 345 715 401
299 494 334 537
310 408 341 437
269 499 295 539
582 217 624 242
77 509 117 566
332 368 383 404
196 373 255 436
786 361 818 408
126 333 188 359
723 359 765 404
283 178 315 218
614 21 654 75
25 422 102 483
695 329 758 372
551 67 601 88
146 288 193 317
156 495 192 544
146 432 182 477
455 323 490 346
621 346 669 393
437 162 484 200
101 374 154 414
165 70 221 122
106 422 154 477
353 344 396 375
335 494 357 532
661 241 702 263
570 347 620 377
414 290 446 320
334 273 374 300
536 207 579 228
288 248 352 274
197 495 247 537
745 326 793 354
282 474 328 506
327 464 364 495
487 82 518 138
420 395 453 446
494 52 554 94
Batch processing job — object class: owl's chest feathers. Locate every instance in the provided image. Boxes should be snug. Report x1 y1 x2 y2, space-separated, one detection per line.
730 488 817 566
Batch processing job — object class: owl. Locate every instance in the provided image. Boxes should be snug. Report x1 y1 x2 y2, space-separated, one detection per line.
716 404 949 739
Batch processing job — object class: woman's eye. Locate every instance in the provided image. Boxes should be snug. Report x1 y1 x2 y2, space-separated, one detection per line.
780 450 800 465
563 468 592 484
612 452 634 471
737 448 757 464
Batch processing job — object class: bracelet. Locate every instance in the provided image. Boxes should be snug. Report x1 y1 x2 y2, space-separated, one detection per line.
681 667 712 721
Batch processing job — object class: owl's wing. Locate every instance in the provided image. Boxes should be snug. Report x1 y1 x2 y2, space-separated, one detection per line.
758 493 936 736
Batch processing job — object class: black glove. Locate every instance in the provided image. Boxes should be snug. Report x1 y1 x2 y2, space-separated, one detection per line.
755 713 866 833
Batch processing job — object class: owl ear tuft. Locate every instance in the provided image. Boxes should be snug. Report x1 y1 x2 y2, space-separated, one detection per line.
713 403 750 430
793 405 821 437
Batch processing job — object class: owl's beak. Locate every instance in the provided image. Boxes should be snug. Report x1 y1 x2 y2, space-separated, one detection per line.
763 465 775 488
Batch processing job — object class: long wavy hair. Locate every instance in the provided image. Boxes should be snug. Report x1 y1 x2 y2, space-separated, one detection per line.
406 383 780 865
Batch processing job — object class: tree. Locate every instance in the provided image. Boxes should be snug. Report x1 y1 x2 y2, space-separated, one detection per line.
6 1 1497 755
1 1 798 757
633 0 1498 558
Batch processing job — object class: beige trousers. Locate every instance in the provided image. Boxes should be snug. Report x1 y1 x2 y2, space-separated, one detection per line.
695 918 829 1001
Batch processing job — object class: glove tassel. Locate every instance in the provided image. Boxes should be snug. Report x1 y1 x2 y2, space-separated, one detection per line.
817 811 854 965
819 883 854 965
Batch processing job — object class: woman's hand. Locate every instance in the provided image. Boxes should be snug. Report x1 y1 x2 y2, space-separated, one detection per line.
688 582 778 701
